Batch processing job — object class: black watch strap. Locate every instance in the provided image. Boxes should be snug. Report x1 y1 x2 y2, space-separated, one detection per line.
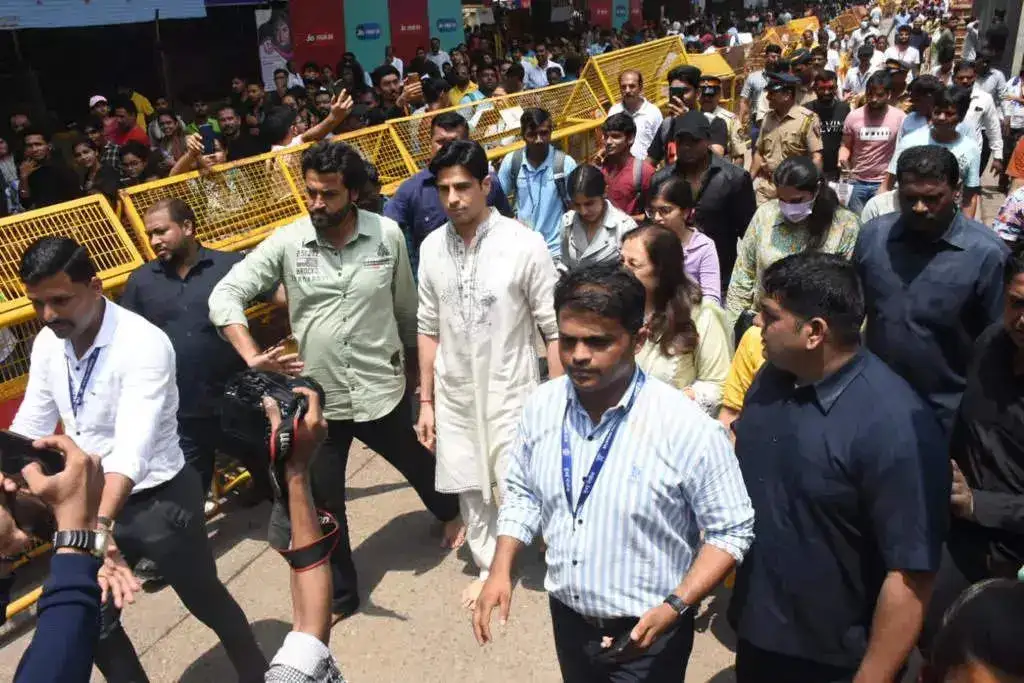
52 530 97 555
664 594 691 616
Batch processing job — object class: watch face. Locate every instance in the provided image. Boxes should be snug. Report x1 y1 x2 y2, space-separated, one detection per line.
91 531 110 558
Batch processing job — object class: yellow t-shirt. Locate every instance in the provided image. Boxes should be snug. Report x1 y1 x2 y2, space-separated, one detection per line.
721 326 765 411
131 91 155 130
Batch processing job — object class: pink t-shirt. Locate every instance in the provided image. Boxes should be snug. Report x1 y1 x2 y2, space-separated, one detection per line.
842 105 905 183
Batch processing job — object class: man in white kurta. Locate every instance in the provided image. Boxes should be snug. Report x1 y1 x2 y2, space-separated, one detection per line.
416 140 560 609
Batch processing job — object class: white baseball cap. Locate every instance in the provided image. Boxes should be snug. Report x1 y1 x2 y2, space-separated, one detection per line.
89 95 108 108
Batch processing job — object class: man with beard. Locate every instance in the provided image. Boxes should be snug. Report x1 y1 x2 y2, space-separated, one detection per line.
475 63 501 98
12 236 267 682
371 64 408 120
838 71 904 213
209 141 463 621
415 139 561 610
885 24 921 77
17 128 82 210
647 65 728 166
109 99 151 147
606 70 664 160
449 63 484 106
855 145 1008 434
750 73 823 204
808 71 850 182
120 198 282 496
216 103 269 161
843 45 877 102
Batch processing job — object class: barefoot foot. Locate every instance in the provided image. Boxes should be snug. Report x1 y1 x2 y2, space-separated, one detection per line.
442 518 467 550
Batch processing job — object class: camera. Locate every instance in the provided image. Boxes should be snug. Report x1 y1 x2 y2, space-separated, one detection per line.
220 370 326 454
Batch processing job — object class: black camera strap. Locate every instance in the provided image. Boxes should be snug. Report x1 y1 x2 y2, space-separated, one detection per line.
267 409 339 572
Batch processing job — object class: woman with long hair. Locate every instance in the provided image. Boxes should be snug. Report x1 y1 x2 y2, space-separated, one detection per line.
559 164 636 270
155 109 188 170
621 224 732 415
648 175 722 304
72 137 120 206
725 156 860 323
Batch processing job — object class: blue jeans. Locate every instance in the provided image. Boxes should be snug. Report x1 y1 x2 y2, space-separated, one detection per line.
848 180 881 214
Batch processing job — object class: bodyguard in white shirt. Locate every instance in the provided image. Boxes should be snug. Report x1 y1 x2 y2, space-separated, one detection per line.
12 237 266 683
954 61 1005 175
606 70 664 160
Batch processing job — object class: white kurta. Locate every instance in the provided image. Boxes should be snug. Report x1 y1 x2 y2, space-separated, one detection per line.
417 209 559 502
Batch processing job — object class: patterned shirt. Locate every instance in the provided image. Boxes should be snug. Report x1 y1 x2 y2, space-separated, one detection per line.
208 211 417 422
993 186 1024 243
725 201 861 321
498 370 754 619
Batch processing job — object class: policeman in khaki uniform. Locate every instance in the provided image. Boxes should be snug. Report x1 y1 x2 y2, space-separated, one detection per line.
754 59 817 124
750 72 824 204
700 75 746 165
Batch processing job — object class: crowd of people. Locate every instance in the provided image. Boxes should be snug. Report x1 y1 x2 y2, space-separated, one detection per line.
2 1 1024 682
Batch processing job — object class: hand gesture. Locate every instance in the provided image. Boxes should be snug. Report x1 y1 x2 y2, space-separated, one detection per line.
414 401 436 453
667 96 688 118
990 159 1005 176
472 573 513 644
248 343 304 376
97 541 142 609
23 435 104 532
0 476 31 560
329 89 353 122
950 460 974 519
263 386 327 476
628 602 680 650
19 158 38 181
185 133 205 158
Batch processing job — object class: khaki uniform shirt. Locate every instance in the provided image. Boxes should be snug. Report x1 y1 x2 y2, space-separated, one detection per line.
708 106 747 160
208 211 417 422
755 105 823 202
755 86 817 122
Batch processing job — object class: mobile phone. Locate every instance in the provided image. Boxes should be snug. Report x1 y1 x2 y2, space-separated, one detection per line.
669 86 687 101
199 123 217 156
0 431 65 476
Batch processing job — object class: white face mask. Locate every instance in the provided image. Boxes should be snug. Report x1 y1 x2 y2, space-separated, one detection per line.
779 196 815 223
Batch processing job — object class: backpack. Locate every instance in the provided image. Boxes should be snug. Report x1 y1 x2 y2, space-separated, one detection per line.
508 148 570 212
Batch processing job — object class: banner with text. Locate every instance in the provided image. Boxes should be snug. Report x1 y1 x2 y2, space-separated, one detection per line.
389 0 429 64
612 0 629 29
629 0 643 26
428 0 462 52
255 8 294 90
291 0 345 75
591 0 611 29
345 2 391 75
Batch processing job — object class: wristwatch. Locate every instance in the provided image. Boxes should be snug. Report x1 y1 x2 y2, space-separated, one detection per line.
52 529 110 559
663 594 692 618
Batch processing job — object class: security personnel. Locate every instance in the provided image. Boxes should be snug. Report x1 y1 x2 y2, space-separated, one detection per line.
749 72 823 204
699 75 746 165
753 58 816 124
886 59 912 112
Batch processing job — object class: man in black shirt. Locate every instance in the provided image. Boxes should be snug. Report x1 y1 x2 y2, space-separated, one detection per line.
17 128 82 210
732 251 948 683
216 104 269 162
919 247 1024 653
808 70 850 182
651 111 756 290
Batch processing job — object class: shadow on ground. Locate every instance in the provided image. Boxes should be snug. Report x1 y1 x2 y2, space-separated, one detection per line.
178 618 292 683
694 583 736 652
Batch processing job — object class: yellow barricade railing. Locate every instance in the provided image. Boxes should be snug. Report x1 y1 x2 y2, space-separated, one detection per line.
581 36 689 107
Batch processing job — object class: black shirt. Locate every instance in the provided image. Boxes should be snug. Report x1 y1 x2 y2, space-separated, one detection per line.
949 324 1024 575
223 131 270 162
646 115 728 165
24 162 82 209
854 212 1008 433
808 98 850 175
651 153 757 289
732 350 949 668
119 248 248 419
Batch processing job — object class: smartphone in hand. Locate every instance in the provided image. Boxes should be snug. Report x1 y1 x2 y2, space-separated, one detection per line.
0 431 65 476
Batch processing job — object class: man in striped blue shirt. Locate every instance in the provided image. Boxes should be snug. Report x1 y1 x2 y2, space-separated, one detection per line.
472 263 755 682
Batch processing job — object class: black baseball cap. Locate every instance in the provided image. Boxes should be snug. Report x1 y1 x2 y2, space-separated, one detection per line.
672 110 711 140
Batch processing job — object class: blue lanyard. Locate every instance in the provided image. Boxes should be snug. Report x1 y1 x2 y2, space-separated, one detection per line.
66 348 101 420
560 371 646 518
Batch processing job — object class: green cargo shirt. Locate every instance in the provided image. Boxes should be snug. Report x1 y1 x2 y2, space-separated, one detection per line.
208 211 417 422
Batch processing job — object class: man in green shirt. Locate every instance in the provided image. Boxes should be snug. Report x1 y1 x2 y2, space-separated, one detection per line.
209 141 462 620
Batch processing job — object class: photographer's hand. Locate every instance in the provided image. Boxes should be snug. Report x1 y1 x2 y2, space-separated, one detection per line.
248 343 305 377
263 387 327 478
0 476 30 562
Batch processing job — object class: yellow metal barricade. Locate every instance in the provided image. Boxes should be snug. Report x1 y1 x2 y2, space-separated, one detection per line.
580 36 687 106
0 195 144 328
683 52 740 112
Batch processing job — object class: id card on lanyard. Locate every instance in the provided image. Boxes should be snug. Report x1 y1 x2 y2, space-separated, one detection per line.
560 371 646 519
66 348 102 433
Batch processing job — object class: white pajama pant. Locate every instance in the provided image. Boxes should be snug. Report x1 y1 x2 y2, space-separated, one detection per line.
458 490 500 580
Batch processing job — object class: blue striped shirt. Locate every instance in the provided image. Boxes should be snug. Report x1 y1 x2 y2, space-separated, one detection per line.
498 369 755 619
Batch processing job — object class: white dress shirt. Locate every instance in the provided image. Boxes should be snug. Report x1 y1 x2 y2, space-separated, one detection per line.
606 98 664 160
426 50 452 71
963 85 1004 158
12 299 184 493
499 370 754 618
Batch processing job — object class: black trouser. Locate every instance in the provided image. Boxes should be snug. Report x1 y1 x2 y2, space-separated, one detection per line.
735 639 857 683
270 395 458 612
177 417 219 495
549 596 694 683
981 136 992 178
94 467 266 683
